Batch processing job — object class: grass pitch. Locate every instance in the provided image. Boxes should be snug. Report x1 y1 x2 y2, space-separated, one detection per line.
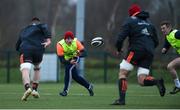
0 83 180 109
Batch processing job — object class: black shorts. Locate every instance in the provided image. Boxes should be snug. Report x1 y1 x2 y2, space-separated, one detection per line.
20 50 43 64
124 50 153 69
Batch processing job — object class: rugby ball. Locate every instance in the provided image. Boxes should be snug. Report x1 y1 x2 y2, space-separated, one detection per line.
91 37 104 47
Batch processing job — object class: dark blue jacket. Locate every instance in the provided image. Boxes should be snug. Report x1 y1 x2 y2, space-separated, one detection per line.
16 24 51 52
115 11 159 54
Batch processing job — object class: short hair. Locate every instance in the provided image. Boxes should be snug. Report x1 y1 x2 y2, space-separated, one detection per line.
31 17 40 21
160 21 172 28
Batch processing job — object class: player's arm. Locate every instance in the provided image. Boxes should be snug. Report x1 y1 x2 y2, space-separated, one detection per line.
56 43 70 65
76 40 87 57
115 20 130 52
151 26 159 48
175 31 180 39
42 38 51 48
162 38 171 54
15 37 21 52
40 24 52 48
40 24 51 38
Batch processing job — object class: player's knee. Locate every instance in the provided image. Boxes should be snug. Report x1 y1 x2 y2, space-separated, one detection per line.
137 67 149 86
138 75 146 86
120 59 134 71
34 66 40 71
167 63 173 71
119 69 129 79
137 67 149 76
20 62 32 71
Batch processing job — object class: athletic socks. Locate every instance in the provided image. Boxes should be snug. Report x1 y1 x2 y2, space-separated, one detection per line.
24 83 30 90
32 82 39 91
143 76 157 86
24 82 39 91
118 78 127 103
174 78 180 88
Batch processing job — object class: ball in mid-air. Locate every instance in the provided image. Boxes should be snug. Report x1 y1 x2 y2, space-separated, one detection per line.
91 37 104 47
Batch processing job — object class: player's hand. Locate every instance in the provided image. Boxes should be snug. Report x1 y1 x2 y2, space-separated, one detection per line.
70 59 77 65
76 50 81 56
41 42 48 48
117 48 124 55
161 48 167 54
41 38 51 48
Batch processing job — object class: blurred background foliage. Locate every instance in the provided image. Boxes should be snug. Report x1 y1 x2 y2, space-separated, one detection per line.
0 0 180 54
0 0 180 83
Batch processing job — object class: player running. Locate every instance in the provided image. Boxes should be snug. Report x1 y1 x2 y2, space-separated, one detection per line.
160 21 180 94
16 17 51 101
112 4 166 105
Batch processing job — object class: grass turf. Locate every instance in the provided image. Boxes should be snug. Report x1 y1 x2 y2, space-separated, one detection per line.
0 83 180 109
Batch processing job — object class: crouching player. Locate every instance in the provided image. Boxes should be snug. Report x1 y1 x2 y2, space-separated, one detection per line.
56 31 94 96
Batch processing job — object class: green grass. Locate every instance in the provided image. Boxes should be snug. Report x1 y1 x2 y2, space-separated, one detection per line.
0 83 180 109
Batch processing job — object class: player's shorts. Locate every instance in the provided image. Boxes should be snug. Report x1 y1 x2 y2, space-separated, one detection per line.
124 50 153 69
19 50 43 64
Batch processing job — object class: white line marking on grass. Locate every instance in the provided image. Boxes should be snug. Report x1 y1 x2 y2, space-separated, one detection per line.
70 93 88 96
0 92 90 96
0 92 53 96
0 92 176 97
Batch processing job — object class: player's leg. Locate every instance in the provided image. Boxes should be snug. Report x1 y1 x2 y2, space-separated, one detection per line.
71 66 94 96
59 64 73 96
112 50 137 105
19 53 32 101
137 67 166 97
167 57 180 94
137 53 166 97
31 64 40 98
137 68 156 86
31 52 43 98
112 59 133 105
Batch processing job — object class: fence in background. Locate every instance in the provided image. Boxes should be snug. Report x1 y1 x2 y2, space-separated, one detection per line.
0 50 112 83
0 50 178 83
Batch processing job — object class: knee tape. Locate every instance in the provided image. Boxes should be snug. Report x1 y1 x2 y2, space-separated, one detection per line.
120 59 134 71
34 67 40 71
137 67 149 76
20 62 32 71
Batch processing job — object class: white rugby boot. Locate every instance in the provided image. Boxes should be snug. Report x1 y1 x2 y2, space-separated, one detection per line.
31 90 40 98
21 88 32 101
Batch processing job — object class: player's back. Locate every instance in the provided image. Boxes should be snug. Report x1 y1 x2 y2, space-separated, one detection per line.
19 24 45 51
125 11 158 54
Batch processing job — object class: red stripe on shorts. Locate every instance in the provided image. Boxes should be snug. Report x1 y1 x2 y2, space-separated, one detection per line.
126 51 134 63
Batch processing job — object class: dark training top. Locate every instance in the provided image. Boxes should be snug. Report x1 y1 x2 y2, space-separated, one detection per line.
115 11 159 55
16 24 51 52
